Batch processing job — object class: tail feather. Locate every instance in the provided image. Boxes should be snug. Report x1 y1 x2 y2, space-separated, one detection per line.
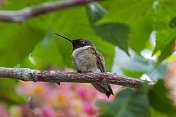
105 92 112 98
76 71 113 98
92 83 113 98
105 85 114 98
107 84 114 95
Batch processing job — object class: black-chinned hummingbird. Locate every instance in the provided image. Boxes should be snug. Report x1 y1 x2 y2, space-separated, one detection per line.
55 33 114 98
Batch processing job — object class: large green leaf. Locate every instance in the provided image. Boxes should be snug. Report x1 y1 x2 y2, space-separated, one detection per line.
153 29 176 55
98 0 154 25
96 0 154 53
96 84 150 117
0 22 46 67
152 0 176 64
153 0 176 30
156 39 175 65
153 29 176 65
150 108 169 117
0 3 55 67
122 69 144 78
129 11 153 53
94 23 129 54
21 56 35 69
86 3 130 55
148 80 176 115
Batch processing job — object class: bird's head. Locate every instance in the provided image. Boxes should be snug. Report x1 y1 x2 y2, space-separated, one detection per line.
55 33 95 50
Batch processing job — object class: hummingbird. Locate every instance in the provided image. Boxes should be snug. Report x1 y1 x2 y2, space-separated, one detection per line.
55 33 114 98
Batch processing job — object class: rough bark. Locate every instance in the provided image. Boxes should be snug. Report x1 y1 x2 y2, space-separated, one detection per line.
0 0 101 23
0 67 153 88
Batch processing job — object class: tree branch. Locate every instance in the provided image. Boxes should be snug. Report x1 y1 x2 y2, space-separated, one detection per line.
0 67 153 88
0 0 101 23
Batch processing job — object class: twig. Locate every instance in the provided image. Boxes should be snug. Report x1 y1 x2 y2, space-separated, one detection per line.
0 0 101 23
0 67 153 88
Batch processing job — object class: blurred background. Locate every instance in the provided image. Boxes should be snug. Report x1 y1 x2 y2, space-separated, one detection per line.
0 0 176 117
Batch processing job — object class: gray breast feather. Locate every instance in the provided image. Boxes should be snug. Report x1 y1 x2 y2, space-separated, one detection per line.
72 46 100 72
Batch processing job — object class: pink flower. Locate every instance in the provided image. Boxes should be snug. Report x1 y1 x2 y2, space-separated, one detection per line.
13 67 118 117
39 106 54 117
83 102 99 116
0 105 9 117
77 86 95 102
78 88 87 99
20 106 34 117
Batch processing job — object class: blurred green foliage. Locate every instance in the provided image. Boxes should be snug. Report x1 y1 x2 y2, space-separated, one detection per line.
96 84 150 117
0 0 176 116
149 80 176 115
97 0 176 64
97 81 176 117
97 0 154 53
0 79 26 106
86 3 130 55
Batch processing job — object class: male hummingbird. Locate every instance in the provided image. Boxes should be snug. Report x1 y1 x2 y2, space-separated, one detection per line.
55 33 114 98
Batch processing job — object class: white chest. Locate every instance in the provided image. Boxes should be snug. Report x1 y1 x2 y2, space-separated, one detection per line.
72 46 91 58
72 46 99 72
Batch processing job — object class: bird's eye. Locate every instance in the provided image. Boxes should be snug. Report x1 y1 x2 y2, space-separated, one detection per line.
80 41 85 44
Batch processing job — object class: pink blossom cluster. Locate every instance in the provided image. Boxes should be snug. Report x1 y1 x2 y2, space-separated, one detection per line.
0 68 114 117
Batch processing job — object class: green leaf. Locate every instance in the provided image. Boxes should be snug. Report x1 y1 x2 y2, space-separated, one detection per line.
153 29 176 55
152 0 176 64
86 3 106 27
156 39 175 65
94 23 129 54
129 11 153 53
86 3 130 55
170 17 176 28
96 0 154 53
150 108 169 117
153 0 176 30
122 69 144 78
21 56 36 69
97 0 154 25
153 29 176 65
148 80 176 115
96 84 150 117
0 22 46 67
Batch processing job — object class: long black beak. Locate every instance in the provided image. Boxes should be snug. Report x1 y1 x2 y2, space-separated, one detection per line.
54 33 73 42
